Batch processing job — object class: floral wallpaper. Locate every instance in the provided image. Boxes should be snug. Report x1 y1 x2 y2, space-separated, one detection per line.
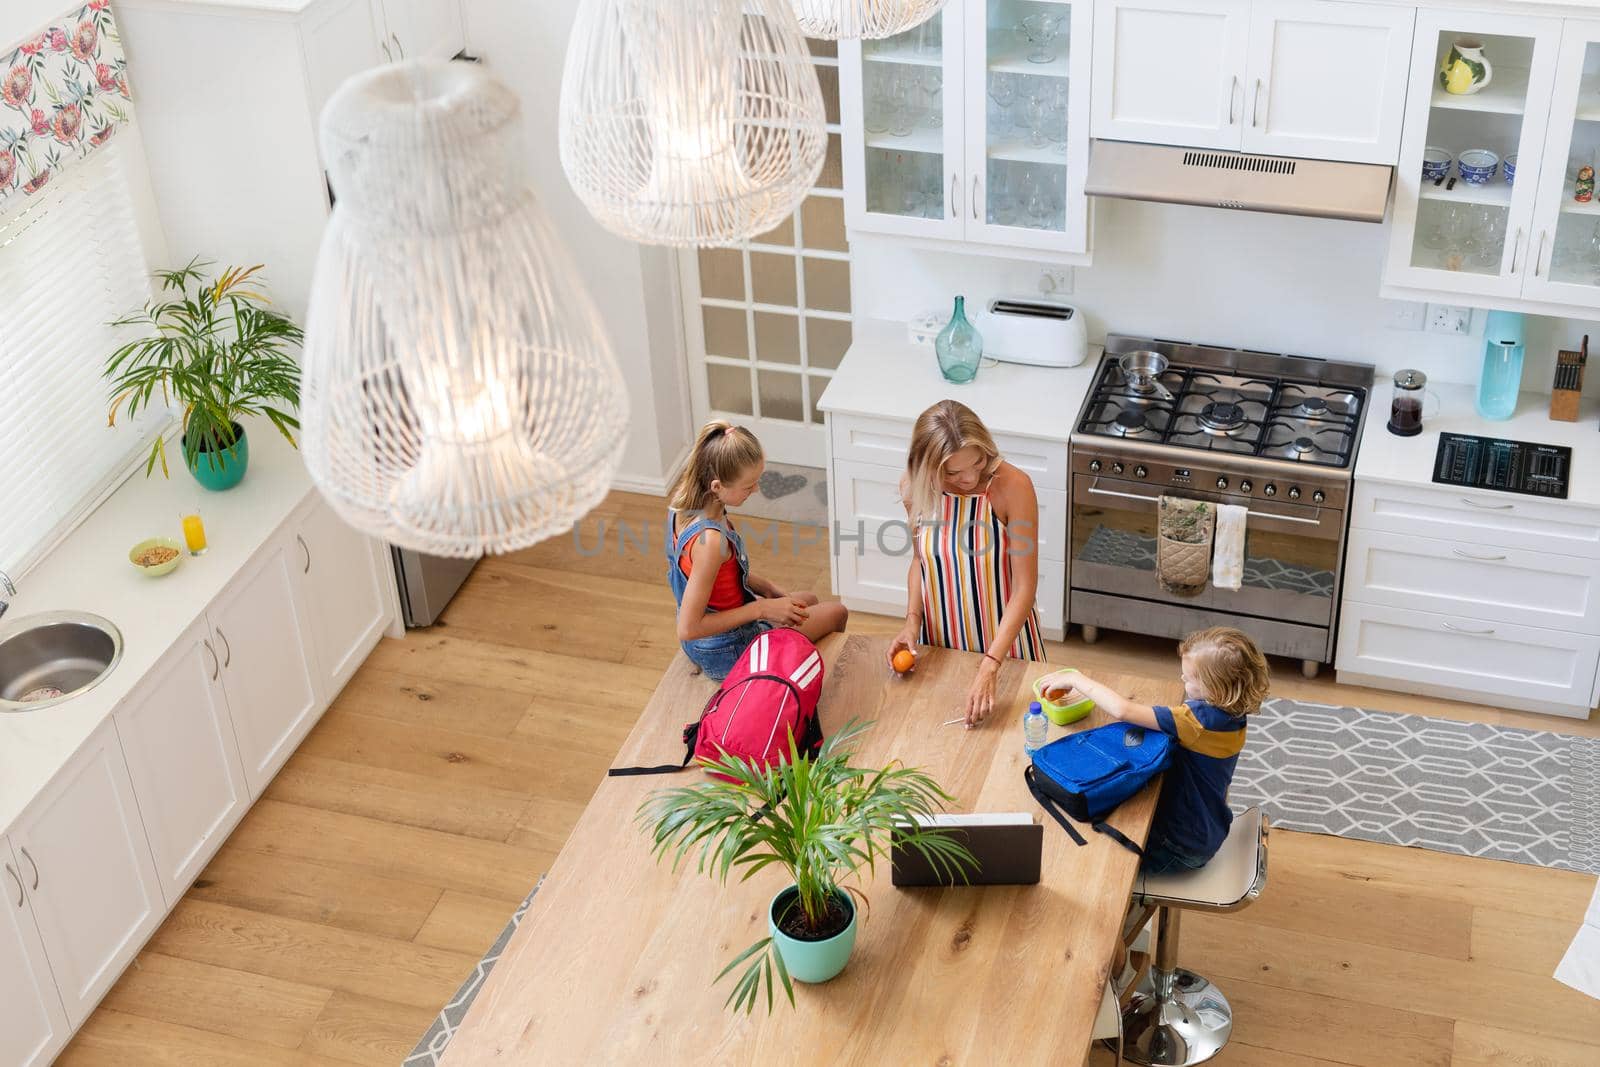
1 2 131 210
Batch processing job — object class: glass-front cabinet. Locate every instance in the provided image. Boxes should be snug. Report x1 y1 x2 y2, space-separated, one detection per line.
840 0 1091 256
1524 18 1600 309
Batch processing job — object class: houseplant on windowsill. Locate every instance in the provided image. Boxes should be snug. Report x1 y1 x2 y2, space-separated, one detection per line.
104 259 302 491
639 720 976 1013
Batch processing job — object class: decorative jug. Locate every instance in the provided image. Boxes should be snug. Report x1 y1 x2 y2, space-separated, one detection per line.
935 296 982 384
1439 40 1492 96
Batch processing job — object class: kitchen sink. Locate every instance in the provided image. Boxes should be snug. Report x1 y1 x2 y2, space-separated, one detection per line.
0 611 124 712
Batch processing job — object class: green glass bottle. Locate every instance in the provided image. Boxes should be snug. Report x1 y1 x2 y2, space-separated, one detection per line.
935 296 982 384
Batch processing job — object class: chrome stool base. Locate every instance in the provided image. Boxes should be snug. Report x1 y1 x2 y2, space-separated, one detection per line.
1120 966 1233 1067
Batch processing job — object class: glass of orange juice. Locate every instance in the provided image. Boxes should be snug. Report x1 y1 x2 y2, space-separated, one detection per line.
180 507 208 556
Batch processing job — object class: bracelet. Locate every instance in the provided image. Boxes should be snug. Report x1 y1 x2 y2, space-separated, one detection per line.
982 652 1003 668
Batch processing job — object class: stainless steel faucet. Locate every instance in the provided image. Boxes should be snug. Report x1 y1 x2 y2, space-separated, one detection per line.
0 570 14 621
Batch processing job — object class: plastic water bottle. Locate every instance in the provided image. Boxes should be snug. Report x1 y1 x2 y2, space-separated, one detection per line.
1023 701 1048 756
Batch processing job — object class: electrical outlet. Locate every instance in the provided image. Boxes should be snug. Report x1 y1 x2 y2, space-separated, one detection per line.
1383 300 1425 331
1039 267 1072 296
1426 304 1472 335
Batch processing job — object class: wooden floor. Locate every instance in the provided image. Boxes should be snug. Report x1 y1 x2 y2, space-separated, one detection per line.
58 490 1600 1066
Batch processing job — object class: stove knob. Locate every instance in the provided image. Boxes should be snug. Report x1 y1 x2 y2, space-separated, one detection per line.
1263 483 1277 497
1089 459 1102 473
1312 489 1326 504
1288 486 1301 501
1215 476 1228 490
1112 461 1125 475
1134 465 1148 479
1239 479 1253 493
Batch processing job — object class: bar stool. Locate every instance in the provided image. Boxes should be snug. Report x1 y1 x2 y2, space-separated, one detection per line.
1118 807 1269 1067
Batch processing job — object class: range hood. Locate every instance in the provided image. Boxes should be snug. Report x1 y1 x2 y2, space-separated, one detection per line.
1085 140 1392 223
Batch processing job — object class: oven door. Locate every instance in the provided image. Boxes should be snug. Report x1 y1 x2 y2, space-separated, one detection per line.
1069 474 1342 626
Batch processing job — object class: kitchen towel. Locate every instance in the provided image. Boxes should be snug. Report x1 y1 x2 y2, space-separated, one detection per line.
1211 504 1247 591
1556 877 1600 1001
1156 496 1214 597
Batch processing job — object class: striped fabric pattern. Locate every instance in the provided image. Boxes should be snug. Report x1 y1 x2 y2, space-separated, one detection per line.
916 489 1044 661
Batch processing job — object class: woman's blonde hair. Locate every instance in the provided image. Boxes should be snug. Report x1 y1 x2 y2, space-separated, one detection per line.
1179 627 1271 716
667 421 764 513
904 400 1001 521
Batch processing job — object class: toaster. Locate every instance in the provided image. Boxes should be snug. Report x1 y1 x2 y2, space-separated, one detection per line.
982 297 1088 368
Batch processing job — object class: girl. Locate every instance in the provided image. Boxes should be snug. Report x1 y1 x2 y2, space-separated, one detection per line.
668 421 848 681
889 400 1044 727
1037 627 1270 873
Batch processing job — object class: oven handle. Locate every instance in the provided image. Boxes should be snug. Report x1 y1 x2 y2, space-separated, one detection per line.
1085 482 1324 526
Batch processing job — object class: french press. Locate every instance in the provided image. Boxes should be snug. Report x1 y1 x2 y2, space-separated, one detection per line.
1387 369 1438 436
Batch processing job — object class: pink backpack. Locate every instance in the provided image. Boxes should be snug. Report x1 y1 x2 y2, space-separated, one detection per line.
610 629 826 782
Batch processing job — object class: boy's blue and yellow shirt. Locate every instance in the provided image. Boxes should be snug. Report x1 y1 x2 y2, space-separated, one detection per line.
1150 699 1247 860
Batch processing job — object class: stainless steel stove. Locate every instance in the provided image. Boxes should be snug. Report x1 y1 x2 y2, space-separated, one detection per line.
1068 335 1375 675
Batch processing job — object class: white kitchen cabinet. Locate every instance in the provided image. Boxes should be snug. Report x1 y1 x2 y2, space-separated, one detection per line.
113 619 250 904
0 838 69 1067
7 722 163 1025
293 494 392 697
1092 0 1251 150
211 539 323 797
1350 478 1600 555
372 0 465 62
1239 1 1413 164
841 0 1093 257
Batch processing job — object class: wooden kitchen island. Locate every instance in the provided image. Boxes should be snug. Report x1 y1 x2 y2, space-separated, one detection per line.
442 634 1171 1064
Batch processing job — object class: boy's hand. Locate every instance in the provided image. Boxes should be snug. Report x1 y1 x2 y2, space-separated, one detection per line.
1038 668 1080 692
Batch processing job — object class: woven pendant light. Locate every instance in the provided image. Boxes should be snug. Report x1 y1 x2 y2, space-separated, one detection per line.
790 1 948 40
302 61 629 558
559 0 826 247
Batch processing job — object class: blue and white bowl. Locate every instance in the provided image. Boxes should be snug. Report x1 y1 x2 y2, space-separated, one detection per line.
1422 146 1452 181
1504 154 1517 185
1458 149 1499 185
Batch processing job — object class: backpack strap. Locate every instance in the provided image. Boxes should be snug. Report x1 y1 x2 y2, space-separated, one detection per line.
1023 765 1086 847
605 686 717 778
1092 820 1145 857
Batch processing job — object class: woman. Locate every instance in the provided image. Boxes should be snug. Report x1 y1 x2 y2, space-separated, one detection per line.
889 400 1043 726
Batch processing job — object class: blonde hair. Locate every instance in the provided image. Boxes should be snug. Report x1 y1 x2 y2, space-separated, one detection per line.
667 421 764 513
904 401 1001 521
1179 627 1271 716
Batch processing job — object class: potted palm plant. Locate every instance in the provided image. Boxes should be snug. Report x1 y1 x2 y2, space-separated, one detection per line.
640 720 976 1013
105 259 302 491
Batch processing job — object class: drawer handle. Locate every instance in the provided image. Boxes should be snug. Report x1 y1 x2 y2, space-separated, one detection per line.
204 639 219 680
1442 620 1495 636
5 863 20 907
298 533 312 574
218 627 232 669
20 847 37 890
1460 497 1514 511
1450 548 1506 562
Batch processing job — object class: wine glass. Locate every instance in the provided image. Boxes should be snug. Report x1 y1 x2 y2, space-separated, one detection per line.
1049 84 1069 155
1586 221 1600 282
922 69 943 130
988 163 1013 225
890 72 914 137
865 69 890 134
1026 93 1050 148
988 73 1016 133
1016 13 1062 65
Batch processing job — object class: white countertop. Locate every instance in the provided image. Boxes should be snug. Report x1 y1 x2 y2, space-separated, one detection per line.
817 323 1102 442
1356 381 1600 509
0 421 317 836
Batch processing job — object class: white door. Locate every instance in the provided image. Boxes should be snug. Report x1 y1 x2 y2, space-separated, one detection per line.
1240 0 1414 163
114 619 250 903
1091 0 1251 150
1521 18 1600 308
300 0 385 122
211 540 323 796
296 494 391 696
9 722 164 1025
1383 9 1562 299
963 0 1092 253
0 839 69 1067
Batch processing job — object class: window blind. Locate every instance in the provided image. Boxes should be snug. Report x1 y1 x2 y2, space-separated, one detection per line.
0 140 168 578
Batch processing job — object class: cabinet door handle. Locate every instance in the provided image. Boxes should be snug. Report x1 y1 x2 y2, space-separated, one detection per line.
381 38 392 61
1451 547 1506 562
298 534 311 574
204 639 219 680
949 174 957 218
1534 230 1547 277
1460 497 1514 511
1508 228 1523 274
1442 620 1495 636
218 628 232 669
971 175 979 220
20 847 37 890
6 863 21 907
392 31 405 59
1228 75 1238 125
1252 78 1262 127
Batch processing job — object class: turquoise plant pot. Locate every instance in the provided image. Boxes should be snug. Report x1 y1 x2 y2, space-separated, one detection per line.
185 423 249 492
768 886 857 984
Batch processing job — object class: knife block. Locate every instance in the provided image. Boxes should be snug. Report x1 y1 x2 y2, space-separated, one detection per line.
1551 349 1585 422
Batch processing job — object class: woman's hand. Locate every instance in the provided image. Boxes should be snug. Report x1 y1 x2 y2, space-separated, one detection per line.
759 596 810 626
887 626 918 672
964 656 1001 726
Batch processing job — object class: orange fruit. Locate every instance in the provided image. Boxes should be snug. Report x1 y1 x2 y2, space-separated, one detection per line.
892 649 915 674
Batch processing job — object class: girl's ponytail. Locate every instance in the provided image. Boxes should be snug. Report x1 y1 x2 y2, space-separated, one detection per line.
668 421 764 513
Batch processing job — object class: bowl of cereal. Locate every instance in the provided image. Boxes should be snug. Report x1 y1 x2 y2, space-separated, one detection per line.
129 538 183 577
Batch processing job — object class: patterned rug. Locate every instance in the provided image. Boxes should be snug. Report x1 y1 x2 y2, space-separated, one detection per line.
404 880 540 1066
1232 698 1600 874
737 461 829 526
1078 526 1335 598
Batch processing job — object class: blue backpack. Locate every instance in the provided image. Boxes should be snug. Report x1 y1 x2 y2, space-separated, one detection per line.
1024 722 1172 855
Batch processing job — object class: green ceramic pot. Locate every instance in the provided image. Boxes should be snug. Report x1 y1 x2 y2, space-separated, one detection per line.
185 422 249 492
768 886 857 984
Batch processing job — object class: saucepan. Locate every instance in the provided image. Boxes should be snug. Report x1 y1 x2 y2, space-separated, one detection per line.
1118 350 1175 401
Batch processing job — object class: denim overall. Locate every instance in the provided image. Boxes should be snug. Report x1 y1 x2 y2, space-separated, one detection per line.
667 510 768 681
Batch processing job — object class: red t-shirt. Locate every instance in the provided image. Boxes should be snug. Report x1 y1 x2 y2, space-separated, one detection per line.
677 527 745 611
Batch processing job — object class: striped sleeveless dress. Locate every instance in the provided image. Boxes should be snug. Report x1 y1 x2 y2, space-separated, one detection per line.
915 484 1044 661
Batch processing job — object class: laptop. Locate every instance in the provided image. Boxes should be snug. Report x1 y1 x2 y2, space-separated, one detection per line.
890 813 1044 887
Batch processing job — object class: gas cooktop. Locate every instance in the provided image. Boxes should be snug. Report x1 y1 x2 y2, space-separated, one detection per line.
1076 336 1374 471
